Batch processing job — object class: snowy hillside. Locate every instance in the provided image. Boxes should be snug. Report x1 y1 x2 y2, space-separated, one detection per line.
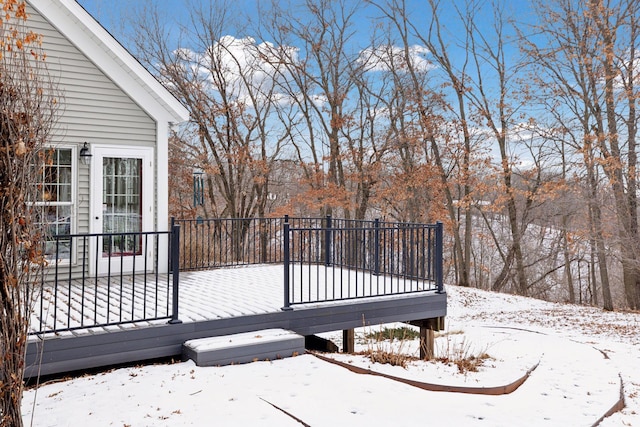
22 285 640 426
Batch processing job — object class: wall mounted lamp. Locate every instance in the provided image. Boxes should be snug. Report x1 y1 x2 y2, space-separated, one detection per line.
79 142 92 166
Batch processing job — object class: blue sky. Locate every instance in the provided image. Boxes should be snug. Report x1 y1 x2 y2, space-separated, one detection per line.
76 0 535 72
77 0 203 28
75 0 541 169
75 0 536 123
76 0 534 50
77 0 403 51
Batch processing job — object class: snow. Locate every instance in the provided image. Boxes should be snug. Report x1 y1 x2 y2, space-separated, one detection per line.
22 284 640 426
31 265 431 334
184 329 302 352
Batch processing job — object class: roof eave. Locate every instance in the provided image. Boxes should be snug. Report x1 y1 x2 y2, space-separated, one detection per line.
28 0 189 124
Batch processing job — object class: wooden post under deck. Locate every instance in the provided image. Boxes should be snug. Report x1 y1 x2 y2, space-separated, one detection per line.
413 317 445 360
342 329 355 353
420 327 435 359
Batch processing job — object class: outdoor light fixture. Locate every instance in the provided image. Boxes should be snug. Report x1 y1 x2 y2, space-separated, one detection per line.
79 142 92 166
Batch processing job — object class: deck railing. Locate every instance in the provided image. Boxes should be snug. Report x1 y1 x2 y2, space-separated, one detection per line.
172 216 404 270
172 216 286 269
30 227 181 335
173 216 444 308
31 217 442 334
282 216 444 307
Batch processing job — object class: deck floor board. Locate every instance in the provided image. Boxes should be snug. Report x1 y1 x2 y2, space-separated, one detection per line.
31 264 434 335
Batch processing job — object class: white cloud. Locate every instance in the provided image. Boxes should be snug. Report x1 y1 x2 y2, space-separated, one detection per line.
173 36 300 107
359 44 434 73
613 48 640 91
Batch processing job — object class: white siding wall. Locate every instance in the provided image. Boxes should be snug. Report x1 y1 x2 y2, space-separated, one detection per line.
27 5 157 235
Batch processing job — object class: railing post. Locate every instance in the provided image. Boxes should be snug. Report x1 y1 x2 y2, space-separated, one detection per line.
169 217 175 273
169 224 183 324
373 218 380 276
282 216 293 311
409 223 415 278
435 221 444 293
324 214 332 267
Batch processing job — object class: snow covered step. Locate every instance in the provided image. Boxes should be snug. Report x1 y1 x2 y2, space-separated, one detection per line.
182 329 305 367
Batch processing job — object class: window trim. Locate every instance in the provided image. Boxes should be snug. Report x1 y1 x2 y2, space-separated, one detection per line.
36 144 78 265
90 145 154 275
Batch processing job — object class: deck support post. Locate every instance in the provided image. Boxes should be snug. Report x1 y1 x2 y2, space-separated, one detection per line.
416 317 445 360
420 326 435 360
342 329 354 353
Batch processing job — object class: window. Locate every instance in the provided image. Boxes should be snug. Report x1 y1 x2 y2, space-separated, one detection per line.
36 148 74 260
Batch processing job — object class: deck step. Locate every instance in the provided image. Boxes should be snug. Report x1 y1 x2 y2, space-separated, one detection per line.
182 329 305 367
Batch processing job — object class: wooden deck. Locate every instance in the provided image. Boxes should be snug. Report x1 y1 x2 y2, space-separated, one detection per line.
25 265 446 378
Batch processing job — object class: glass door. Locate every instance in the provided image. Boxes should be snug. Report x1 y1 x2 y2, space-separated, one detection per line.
91 146 153 275
102 157 142 257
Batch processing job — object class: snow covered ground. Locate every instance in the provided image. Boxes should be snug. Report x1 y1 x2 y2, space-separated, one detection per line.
22 285 640 426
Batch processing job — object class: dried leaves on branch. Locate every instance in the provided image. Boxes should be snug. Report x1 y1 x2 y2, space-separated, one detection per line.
127 0 640 309
0 1 57 426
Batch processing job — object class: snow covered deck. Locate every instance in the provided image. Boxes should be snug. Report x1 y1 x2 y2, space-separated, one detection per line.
25 265 446 378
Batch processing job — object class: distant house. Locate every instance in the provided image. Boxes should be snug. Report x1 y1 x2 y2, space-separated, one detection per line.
25 0 188 274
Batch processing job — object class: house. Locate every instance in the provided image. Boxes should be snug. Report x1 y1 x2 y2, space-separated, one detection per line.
26 0 189 275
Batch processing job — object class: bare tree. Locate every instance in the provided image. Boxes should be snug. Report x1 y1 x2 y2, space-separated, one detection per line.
362 41 446 224
261 0 379 219
132 2 286 222
130 2 291 261
458 1 534 295
522 0 640 309
590 0 640 309
0 1 58 425
370 0 475 285
375 0 545 293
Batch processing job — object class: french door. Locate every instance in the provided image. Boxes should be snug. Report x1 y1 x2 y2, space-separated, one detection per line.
90 146 154 275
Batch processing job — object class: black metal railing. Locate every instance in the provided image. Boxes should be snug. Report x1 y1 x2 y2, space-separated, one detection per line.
173 215 443 308
32 216 443 334
282 216 444 308
30 226 181 335
172 217 286 270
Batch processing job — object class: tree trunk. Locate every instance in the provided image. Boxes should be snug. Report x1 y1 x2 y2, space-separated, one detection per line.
593 0 640 309
562 227 575 304
592 205 613 310
492 246 515 292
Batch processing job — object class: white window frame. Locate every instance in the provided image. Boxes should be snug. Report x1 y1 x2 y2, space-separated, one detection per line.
90 145 154 275
35 144 78 265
